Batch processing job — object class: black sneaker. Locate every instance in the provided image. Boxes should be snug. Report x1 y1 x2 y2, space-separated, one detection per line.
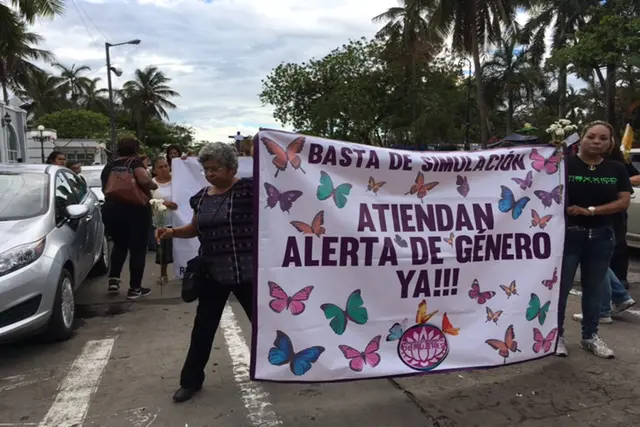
107 278 120 294
127 287 152 300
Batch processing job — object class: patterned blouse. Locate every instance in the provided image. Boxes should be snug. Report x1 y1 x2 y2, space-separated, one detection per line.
189 178 254 286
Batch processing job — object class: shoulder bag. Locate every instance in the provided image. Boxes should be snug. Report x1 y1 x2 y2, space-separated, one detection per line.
104 158 149 206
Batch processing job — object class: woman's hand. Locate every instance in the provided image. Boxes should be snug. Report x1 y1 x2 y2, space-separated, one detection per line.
163 201 178 210
567 205 589 216
155 227 174 242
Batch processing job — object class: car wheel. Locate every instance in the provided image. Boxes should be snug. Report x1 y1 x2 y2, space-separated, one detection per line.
90 235 110 276
46 268 75 341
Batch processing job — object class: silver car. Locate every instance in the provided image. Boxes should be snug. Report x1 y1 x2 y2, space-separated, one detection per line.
627 149 640 248
0 164 109 342
81 164 105 202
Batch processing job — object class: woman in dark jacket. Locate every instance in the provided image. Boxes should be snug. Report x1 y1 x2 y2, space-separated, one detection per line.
156 142 253 403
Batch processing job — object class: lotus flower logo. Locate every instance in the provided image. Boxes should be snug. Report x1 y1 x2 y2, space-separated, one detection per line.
397 324 449 371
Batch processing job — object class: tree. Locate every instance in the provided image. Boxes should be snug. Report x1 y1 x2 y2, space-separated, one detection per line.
79 77 109 114
37 109 109 139
16 69 63 119
142 120 195 149
53 63 92 107
0 0 64 45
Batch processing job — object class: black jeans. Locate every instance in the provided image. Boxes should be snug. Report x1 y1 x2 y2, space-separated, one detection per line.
180 281 253 389
610 211 629 286
102 201 150 289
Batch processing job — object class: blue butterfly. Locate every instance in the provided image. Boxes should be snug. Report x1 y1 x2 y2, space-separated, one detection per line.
498 185 530 220
267 330 325 376
386 318 408 342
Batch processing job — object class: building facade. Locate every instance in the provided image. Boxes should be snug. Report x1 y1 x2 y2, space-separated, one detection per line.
0 102 28 163
26 132 107 165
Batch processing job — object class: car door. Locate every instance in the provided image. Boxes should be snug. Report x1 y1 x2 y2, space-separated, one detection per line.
54 171 91 281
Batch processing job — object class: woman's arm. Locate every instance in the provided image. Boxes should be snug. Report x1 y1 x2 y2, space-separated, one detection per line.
631 175 640 186
590 192 631 215
169 214 198 239
134 167 158 191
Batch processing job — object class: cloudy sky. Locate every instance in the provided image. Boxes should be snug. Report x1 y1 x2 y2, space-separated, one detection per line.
29 0 547 142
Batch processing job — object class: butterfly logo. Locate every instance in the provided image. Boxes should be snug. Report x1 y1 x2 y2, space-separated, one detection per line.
444 232 455 247
261 136 306 178
321 289 368 335
456 175 470 198
511 171 533 190
542 267 558 290
268 282 314 316
394 234 408 248
485 324 521 364
264 183 302 213
499 280 518 298
366 176 386 195
534 185 563 208
317 171 352 209
290 211 325 237
468 279 496 305
386 318 408 342
416 299 438 324
530 148 561 175
531 209 553 229
532 327 558 354
486 307 503 325
525 293 551 326
498 185 531 220
267 330 325 376
405 172 439 203
441 313 460 336
339 335 381 372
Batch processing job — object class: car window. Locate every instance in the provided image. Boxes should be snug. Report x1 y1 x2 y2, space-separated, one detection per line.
0 173 49 221
81 168 103 188
64 171 88 202
631 154 640 173
55 172 80 221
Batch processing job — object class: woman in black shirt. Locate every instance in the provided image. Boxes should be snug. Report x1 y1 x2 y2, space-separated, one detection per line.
156 142 253 403
557 121 631 359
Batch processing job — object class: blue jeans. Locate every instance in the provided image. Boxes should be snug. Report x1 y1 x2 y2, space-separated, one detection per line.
601 268 632 317
558 226 615 339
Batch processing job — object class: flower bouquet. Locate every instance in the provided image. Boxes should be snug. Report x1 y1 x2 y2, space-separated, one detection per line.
545 119 578 147
150 198 168 292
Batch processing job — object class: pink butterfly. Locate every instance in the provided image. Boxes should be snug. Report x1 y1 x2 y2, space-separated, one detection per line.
268 281 314 315
532 327 558 354
468 279 496 305
530 209 553 229
456 175 470 197
511 171 533 190
534 185 563 208
529 149 561 174
542 267 558 290
338 335 381 372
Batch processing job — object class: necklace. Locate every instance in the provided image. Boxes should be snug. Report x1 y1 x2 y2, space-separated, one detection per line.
578 154 602 171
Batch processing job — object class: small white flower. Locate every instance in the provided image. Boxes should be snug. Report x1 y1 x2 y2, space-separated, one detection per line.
549 124 559 131
559 119 571 126
545 127 552 134
156 204 168 212
555 128 565 137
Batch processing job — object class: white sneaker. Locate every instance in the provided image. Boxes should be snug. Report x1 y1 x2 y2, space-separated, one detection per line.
555 336 568 357
580 334 615 359
612 298 636 315
571 313 613 324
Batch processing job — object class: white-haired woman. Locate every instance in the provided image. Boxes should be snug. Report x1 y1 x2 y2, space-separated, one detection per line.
156 142 253 403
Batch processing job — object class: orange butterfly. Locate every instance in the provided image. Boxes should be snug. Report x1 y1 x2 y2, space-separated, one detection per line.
441 313 460 336
530 209 553 230
290 211 325 237
415 299 438 324
366 176 386 194
499 280 518 298
445 232 455 246
485 307 503 325
405 172 438 203
261 136 306 178
485 324 521 364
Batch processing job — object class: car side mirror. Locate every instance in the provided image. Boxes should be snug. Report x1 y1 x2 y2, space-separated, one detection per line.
65 204 89 220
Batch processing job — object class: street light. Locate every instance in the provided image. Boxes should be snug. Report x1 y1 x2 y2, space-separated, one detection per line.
462 57 472 151
37 125 45 163
105 39 141 155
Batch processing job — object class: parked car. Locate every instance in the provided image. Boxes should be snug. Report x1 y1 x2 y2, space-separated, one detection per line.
81 164 104 202
626 149 640 248
0 164 109 343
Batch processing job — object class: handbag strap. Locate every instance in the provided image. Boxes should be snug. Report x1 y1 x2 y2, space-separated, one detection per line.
195 186 231 256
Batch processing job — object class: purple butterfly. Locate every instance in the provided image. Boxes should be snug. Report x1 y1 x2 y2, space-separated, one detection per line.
534 185 564 208
264 182 303 213
456 175 470 197
512 171 533 191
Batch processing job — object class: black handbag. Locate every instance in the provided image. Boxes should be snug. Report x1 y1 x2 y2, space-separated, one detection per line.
181 255 204 303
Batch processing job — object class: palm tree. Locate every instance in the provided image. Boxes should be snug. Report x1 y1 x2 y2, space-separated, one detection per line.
0 19 55 103
53 63 92 107
120 66 180 139
79 77 109 113
428 0 530 147
1 0 64 51
16 69 64 119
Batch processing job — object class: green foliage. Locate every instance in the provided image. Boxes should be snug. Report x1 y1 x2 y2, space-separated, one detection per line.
143 120 195 149
37 109 109 138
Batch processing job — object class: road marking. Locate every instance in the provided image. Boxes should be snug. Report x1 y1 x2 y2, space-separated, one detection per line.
38 339 115 427
0 377 54 393
220 305 282 426
569 289 640 316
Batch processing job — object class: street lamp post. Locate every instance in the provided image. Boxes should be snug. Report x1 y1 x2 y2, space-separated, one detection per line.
37 125 45 163
463 58 472 151
105 39 141 156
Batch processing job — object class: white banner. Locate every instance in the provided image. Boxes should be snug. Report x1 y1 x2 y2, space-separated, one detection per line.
251 130 565 382
171 156 253 278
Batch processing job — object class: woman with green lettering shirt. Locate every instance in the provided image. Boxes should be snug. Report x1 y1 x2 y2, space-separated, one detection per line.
556 121 631 359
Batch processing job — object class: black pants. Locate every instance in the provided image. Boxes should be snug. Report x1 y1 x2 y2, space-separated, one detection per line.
102 202 150 289
180 282 253 389
610 212 629 286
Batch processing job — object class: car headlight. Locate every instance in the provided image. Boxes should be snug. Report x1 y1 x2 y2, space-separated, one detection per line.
0 238 46 277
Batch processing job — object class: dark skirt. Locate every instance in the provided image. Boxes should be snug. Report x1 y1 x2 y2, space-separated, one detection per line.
155 234 174 265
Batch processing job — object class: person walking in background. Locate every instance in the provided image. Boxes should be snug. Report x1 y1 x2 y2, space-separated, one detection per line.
572 268 637 324
46 151 66 166
66 160 87 185
166 145 183 169
151 157 177 285
101 137 157 300
556 121 632 359
156 142 253 403
140 154 158 251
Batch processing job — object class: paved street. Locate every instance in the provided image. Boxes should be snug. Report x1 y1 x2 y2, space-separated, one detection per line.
3 253 640 427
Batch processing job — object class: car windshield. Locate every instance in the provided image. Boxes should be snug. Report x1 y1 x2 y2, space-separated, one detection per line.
0 173 49 220
82 168 103 188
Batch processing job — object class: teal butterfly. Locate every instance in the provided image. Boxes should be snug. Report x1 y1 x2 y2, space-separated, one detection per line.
525 293 551 325
320 289 368 335
316 171 352 209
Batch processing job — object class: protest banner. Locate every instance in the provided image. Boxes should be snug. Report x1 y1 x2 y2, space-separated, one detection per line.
250 129 565 382
171 156 252 278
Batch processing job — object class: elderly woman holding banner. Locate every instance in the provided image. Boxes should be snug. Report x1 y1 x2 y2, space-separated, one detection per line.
156 142 254 403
